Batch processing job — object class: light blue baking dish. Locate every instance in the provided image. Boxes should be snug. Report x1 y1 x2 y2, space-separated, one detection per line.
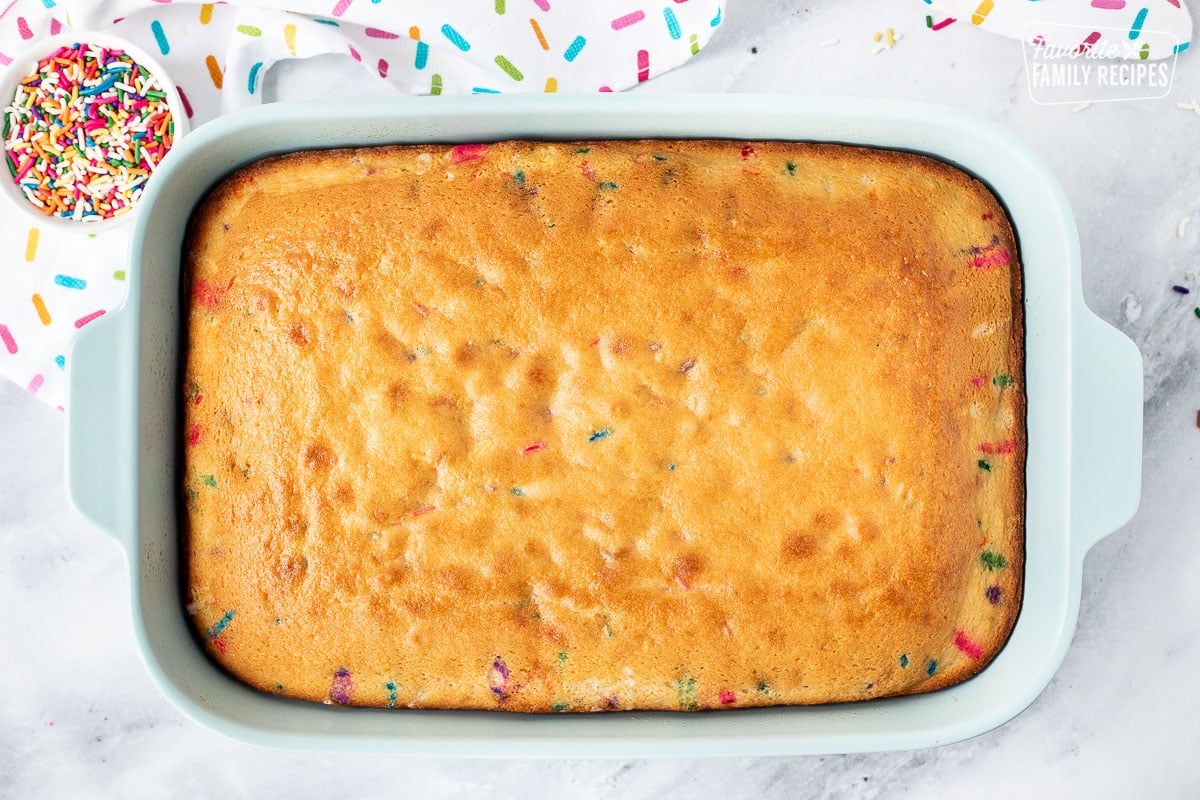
64 94 1142 756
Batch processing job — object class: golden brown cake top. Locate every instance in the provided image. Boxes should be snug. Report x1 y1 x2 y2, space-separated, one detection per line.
183 140 1024 711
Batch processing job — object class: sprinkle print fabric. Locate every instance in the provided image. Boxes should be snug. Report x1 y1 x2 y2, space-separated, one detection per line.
0 0 726 407
921 0 1191 59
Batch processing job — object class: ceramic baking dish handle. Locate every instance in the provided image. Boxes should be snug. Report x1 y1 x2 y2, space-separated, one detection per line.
1071 307 1143 554
64 311 134 548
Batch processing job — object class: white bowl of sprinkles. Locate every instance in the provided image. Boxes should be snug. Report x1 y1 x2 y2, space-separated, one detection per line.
0 32 189 233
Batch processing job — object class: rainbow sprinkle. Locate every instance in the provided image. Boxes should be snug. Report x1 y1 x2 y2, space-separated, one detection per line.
206 609 235 640
329 667 354 705
3 42 175 222
954 629 983 659
489 657 512 702
980 550 1008 571
674 676 698 710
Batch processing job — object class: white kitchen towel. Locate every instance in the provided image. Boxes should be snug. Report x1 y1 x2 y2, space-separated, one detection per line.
0 0 726 408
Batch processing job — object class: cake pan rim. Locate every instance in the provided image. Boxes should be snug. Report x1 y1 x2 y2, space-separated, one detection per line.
63 93 1141 756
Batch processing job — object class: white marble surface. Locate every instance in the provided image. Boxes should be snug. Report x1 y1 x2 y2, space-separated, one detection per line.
3 0 1199 796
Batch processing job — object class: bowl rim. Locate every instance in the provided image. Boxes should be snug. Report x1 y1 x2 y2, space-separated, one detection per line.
0 29 191 233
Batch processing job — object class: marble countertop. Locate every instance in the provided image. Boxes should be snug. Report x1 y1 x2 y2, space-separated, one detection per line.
3 0 1198 796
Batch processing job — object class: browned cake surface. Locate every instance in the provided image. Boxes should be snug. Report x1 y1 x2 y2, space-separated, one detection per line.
183 140 1024 711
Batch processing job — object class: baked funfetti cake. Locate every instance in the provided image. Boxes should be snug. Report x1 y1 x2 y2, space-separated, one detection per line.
183 140 1024 711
